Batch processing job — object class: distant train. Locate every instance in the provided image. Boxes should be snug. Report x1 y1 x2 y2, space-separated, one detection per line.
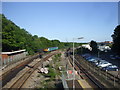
43 47 58 52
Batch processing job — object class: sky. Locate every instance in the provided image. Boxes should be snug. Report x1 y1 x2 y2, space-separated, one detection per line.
2 2 118 42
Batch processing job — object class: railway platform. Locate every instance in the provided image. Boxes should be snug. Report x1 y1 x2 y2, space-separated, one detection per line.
61 56 92 89
62 69 92 89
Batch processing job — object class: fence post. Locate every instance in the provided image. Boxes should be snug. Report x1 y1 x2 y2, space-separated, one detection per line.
61 71 69 89
99 69 101 76
106 70 107 80
114 75 115 87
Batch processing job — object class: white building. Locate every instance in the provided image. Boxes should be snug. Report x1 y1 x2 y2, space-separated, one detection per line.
82 44 92 51
98 45 111 51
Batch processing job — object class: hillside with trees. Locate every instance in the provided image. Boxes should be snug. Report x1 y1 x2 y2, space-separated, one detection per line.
2 14 80 54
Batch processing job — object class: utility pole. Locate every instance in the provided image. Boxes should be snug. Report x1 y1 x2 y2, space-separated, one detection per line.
73 38 75 89
72 37 84 90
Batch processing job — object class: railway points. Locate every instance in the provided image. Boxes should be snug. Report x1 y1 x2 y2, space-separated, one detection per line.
1 49 120 89
2 51 60 89
1 53 39 87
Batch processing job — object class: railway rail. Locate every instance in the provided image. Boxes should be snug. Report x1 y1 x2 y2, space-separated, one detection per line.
68 55 105 89
76 55 120 88
1 54 39 87
2 51 60 89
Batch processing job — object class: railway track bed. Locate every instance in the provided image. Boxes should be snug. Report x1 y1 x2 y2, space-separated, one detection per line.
1 54 40 87
68 55 104 89
3 58 40 88
2 51 59 89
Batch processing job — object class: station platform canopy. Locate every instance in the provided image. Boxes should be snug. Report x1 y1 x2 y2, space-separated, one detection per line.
2 49 26 55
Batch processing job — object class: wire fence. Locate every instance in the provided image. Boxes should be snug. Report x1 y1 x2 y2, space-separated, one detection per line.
75 55 120 88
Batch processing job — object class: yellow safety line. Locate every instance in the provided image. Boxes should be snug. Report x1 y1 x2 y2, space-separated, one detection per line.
78 80 93 89
78 80 86 88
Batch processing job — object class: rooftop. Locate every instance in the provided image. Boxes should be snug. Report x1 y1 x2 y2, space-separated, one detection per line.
2 49 26 55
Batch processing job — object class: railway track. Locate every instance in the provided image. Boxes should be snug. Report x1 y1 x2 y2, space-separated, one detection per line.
68 55 104 89
2 51 60 89
76 55 120 88
1 54 39 87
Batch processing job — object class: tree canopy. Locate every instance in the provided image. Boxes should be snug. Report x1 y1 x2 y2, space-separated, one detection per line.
2 14 81 54
89 40 98 53
111 25 120 55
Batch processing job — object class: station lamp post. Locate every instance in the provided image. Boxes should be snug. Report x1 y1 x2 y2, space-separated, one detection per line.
73 37 84 89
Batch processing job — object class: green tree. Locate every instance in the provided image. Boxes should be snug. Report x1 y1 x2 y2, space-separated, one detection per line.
76 47 90 55
111 25 120 55
90 40 98 53
2 14 79 54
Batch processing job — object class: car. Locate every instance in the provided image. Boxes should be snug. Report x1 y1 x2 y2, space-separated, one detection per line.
89 58 100 62
102 65 119 71
115 55 120 59
82 54 91 58
86 57 99 63
85 56 93 60
81 54 87 57
97 62 112 68
87 58 96 61
110 55 116 60
94 60 106 66
91 60 103 66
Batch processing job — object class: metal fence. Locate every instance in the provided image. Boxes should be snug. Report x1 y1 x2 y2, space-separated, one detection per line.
2 52 28 67
75 55 120 88
61 71 69 89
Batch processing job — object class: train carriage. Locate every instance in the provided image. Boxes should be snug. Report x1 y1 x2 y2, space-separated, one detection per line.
43 47 58 52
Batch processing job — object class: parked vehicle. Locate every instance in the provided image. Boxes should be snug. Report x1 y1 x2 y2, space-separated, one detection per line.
110 55 116 60
115 55 120 59
82 54 91 58
94 60 106 66
87 57 99 61
82 53 119 71
85 56 93 60
87 58 96 61
97 62 112 68
102 65 119 71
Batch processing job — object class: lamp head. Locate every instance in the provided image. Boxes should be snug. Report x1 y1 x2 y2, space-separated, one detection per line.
78 37 84 39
